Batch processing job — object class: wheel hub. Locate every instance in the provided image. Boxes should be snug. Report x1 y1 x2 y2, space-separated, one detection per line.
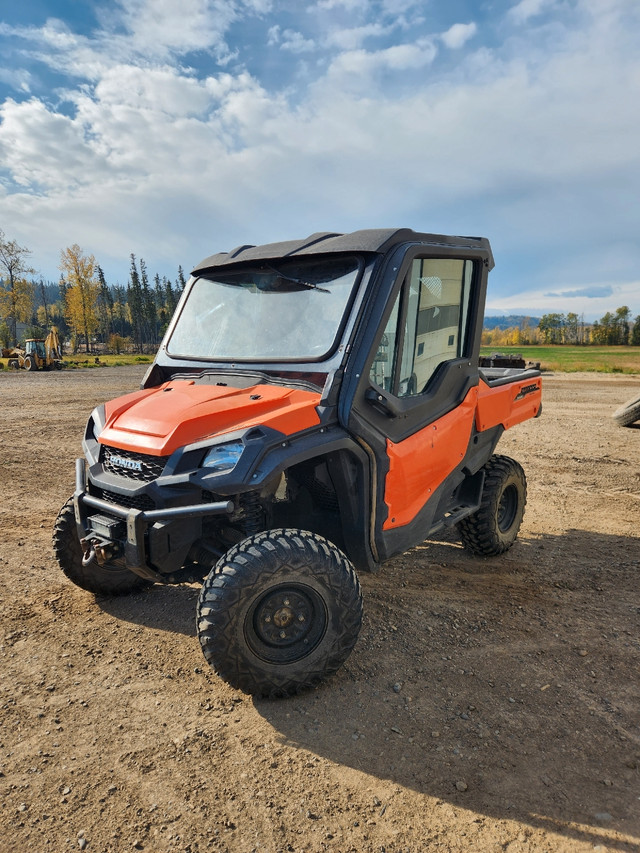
255 590 313 646
497 484 518 531
273 605 295 629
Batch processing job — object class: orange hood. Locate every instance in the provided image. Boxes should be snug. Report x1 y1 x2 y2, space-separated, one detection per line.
99 380 322 456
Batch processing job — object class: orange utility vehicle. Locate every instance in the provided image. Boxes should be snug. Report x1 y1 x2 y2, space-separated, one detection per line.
54 229 541 696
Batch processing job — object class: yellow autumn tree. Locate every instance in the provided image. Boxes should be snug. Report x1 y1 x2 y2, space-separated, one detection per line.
60 244 99 353
0 229 35 344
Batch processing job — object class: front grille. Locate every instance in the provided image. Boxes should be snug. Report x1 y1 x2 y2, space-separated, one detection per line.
94 487 156 512
101 445 169 482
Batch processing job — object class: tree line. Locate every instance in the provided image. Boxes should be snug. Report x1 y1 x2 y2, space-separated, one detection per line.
0 229 187 353
483 308 640 348
3 228 640 353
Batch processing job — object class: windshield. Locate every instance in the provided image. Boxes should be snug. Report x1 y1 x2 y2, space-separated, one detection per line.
167 256 361 361
26 340 46 357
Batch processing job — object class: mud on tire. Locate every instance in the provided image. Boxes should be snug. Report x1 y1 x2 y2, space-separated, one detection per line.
196 529 363 698
53 498 152 595
456 455 527 556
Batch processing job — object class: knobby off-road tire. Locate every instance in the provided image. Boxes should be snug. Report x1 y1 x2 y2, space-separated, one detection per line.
456 455 527 556
197 529 363 698
53 498 152 595
612 393 640 427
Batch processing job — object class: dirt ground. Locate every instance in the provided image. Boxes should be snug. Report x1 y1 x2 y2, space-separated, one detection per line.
1 366 638 853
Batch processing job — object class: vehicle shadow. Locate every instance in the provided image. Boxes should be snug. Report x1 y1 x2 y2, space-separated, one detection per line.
97 527 639 850
97 582 201 637
252 527 640 850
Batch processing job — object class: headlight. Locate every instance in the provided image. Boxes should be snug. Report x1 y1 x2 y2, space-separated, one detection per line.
202 441 244 474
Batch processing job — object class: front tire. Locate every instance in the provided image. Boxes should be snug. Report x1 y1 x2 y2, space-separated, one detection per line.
456 455 527 556
197 529 363 697
53 498 152 595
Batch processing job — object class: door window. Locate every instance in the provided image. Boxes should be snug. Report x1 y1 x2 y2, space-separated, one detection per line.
369 257 473 397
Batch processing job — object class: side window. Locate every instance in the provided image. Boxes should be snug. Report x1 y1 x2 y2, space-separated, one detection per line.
369 257 474 397
369 291 400 392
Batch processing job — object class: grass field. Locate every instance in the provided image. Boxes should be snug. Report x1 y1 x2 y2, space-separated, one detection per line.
3 347 640 374
71 353 154 367
0 352 153 370
480 345 640 373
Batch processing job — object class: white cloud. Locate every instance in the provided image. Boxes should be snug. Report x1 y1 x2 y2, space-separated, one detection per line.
243 0 273 12
0 0 638 319
0 98 108 190
111 0 238 58
267 24 280 45
440 22 477 50
323 38 438 89
508 0 557 25
0 67 31 93
380 0 425 14
326 22 398 50
485 279 640 321
90 65 212 115
314 0 369 10
278 29 316 54
1 1 264 83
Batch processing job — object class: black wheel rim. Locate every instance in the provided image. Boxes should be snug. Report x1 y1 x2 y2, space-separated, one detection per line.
246 583 327 664
497 484 518 532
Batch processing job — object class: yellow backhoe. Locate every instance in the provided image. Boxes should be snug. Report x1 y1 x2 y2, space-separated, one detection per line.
7 328 64 371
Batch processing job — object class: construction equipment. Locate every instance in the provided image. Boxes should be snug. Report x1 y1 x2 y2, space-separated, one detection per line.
8 328 63 370
54 228 542 697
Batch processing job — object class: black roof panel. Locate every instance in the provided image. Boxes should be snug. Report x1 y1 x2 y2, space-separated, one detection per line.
192 228 493 275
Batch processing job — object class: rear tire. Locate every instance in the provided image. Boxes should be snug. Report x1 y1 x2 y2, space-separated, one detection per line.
53 498 152 595
612 393 640 427
197 529 363 697
456 455 527 556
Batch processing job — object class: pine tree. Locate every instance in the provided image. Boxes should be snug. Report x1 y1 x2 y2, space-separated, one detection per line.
140 258 157 347
176 265 186 293
38 279 50 328
154 273 168 336
96 265 114 344
165 276 177 316
128 254 144 352
112 284 129 338
614 306 630 345
538 314 565 344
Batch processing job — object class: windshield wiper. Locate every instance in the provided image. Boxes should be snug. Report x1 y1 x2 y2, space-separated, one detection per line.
265 263 331 293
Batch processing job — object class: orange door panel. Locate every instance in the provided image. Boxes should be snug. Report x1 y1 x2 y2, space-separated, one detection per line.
476 376 541 431
383 387 478 529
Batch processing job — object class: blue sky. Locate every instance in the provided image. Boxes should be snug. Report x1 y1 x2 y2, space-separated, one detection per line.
0 0 638 320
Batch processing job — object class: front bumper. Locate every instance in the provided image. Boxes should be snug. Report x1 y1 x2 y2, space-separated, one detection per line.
74 458 234 582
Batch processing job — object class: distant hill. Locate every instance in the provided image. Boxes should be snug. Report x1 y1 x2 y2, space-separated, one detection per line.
483 314 540 330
